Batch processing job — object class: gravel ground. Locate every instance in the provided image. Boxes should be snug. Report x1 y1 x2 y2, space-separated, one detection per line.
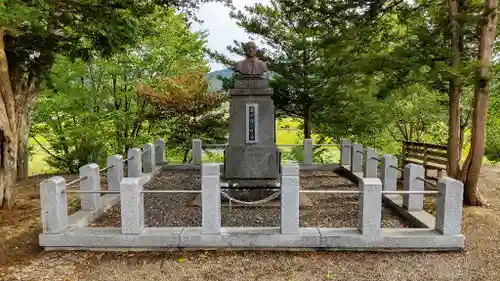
93 169 409 228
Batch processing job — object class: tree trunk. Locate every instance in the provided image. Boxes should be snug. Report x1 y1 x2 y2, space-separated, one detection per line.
303 104 312 139
16 109 29 180
10 74 39 181
0 28 18 208
458 0 498 206
447 0 462 178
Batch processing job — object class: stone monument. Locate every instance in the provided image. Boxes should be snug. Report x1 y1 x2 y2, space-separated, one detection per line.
224 41 281 190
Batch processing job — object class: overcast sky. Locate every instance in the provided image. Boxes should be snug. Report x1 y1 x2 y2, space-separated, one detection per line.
190 0 270 71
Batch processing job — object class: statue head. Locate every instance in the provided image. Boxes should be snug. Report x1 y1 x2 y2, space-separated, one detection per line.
234 41 267 76
243 41 258 58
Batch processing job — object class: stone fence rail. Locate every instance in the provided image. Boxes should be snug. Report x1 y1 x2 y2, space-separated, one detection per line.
40 139 166 232
39 137 464 250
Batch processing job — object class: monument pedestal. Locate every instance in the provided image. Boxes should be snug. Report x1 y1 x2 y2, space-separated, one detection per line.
224 145 280 181
223 77 281 182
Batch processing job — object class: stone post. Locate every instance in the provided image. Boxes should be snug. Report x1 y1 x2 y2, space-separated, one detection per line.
155 139 166 165
79 163 100 210
106 155 123 191
143 143 155 173
351 143 363 174
281 164 300 235
403 163 425 211
127 148 142 178
358 178 382 237
364 147 378 178
40 176 68 233
202 163 221 234
435 177 464 235
381 154 397 192
341 138 351 166
192 139 202 165
303 139 313 165
120 178 145 234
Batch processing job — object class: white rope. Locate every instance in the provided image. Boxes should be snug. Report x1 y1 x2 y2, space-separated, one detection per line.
220 191 281 205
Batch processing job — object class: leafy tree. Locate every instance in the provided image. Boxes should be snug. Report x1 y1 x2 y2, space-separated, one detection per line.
0 0 227 207
139 65 229 162
304 0 496 205
485 109 500 162
485 69 500 162
32 57 111 173
31 7 210 173
385 85 447 144
457 0 499 205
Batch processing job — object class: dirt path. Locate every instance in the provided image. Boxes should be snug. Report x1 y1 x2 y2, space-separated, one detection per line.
1 166 500 281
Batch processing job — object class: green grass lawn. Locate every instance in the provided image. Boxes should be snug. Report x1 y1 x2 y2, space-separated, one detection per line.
28 136 56 176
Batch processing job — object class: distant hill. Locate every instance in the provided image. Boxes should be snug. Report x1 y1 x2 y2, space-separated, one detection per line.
204 68 279 92
205 68 234 92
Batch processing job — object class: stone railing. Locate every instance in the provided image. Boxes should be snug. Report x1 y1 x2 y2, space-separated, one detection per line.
40 164 464 250
339 138 464 230
40 139 166 231
39 137 464 250
200 162 463 238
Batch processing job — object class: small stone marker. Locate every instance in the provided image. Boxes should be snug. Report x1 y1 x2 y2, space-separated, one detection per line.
351 143 363 174
403 163 424 211
107 155 123 191
341 138 351 166
303 139 313 165
281 164 300 234
79 163 100 210
381 154 397 192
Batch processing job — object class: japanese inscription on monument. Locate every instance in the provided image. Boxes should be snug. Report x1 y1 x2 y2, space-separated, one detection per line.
246 104 258 143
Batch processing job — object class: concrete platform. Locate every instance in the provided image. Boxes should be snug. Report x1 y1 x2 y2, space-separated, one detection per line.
39 226 464 251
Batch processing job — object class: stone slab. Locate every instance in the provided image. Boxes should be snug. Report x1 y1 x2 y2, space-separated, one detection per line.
230 88 273 96
224 145 280 179
319 228 464 249
40 226 464 250
181 227 321 248
338 165 361 184
40 227 182 248
234 78 269 89
68 194 120 228
382 194 435 229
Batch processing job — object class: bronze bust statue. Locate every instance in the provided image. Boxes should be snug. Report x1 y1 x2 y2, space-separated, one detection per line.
234 41 267 77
